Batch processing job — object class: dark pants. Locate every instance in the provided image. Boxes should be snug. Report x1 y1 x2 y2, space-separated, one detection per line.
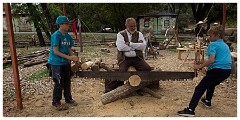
105 57 151 92
189 68 231 111
51 64 73 102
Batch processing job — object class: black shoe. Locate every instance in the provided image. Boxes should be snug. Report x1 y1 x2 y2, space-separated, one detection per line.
177 107 195 117
201 98 211 107
52 101 69 111
66 99 78 106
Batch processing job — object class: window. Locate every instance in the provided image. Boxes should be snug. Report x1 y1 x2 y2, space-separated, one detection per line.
144 21 149 27
164 20 170 28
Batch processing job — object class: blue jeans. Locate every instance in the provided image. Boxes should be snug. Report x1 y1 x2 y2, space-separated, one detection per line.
51 64 72 102
189 68 231 111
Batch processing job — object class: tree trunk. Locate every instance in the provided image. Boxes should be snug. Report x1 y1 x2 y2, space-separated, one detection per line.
40 3 57 34
27 3 45 47
36 27 46 47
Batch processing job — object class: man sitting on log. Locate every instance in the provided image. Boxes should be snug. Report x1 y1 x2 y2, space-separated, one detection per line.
105 18 151 93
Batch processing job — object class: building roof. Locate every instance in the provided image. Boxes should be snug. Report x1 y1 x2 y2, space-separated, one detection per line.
138 11 178 18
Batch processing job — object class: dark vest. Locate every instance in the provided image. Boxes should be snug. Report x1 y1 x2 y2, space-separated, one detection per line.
117 30 144 64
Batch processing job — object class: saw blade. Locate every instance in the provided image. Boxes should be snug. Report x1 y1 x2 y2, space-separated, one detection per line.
76 71 194 81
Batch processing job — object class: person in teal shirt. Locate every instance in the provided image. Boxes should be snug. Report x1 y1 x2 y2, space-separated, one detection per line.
48 16 79 111
178 25 232 117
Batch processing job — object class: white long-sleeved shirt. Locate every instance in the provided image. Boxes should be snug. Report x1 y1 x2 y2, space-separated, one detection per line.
116 30 146 57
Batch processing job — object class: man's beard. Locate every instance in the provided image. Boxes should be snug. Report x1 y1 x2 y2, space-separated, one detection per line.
129 30 136 34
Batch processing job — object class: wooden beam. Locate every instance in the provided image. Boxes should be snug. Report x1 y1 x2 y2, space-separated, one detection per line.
4 3 23 109
222 3 227 35
78 15 83 52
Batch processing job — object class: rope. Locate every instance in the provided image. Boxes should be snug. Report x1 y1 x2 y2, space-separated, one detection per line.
80 19 98 41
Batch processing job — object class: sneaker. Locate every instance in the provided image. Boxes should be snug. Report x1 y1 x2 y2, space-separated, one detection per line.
66 99 78 106
201 98 211 107
177 107 195 117
52 101 69 111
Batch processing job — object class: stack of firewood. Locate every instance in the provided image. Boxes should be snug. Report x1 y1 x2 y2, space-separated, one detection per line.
3 49 50 67
71 57 114 72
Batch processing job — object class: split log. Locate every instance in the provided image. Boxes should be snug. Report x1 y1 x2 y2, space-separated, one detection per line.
81 61 94 70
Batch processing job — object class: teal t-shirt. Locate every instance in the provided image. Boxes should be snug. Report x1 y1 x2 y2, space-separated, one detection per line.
48 30 74 65
207 39 232 70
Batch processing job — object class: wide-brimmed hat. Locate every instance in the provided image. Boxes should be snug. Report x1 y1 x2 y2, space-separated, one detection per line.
196 21 204 25
56 16 71 25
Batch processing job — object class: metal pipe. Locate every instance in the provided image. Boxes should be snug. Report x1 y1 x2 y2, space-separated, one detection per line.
4 3 23 109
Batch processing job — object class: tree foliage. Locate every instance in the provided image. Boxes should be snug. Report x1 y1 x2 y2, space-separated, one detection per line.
9 3 237 35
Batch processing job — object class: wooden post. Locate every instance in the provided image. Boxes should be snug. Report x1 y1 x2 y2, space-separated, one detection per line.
4 3 23 109
222 3 227 36
78 15 83 52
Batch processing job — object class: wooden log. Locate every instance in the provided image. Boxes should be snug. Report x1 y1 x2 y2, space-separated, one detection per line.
126 66 141 86
127 66 136 71
90 58 103 71
91 64 100 71
71 62 81 72
94 58 102 65
128 75 141 86
23 58 48 67
101 82 150 105
80 57 87 63
100 62 113 71
81 61 94 70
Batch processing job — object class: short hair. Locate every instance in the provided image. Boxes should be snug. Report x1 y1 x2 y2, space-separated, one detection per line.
207 25 224 39
125 18 136 26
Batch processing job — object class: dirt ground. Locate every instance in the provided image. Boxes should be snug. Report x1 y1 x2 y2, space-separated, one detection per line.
2 46 237 117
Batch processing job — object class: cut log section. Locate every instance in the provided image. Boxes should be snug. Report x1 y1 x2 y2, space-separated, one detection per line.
81 61 94 70
126 66 141 86
128 75 141 86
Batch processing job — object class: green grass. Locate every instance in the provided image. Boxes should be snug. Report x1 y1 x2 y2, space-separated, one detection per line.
25 68 49 81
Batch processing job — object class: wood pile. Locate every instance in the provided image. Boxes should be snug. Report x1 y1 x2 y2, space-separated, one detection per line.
3 49 50 67
71 57 113 72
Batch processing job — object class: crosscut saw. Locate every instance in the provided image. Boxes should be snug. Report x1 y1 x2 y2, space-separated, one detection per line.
76 71 195 81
